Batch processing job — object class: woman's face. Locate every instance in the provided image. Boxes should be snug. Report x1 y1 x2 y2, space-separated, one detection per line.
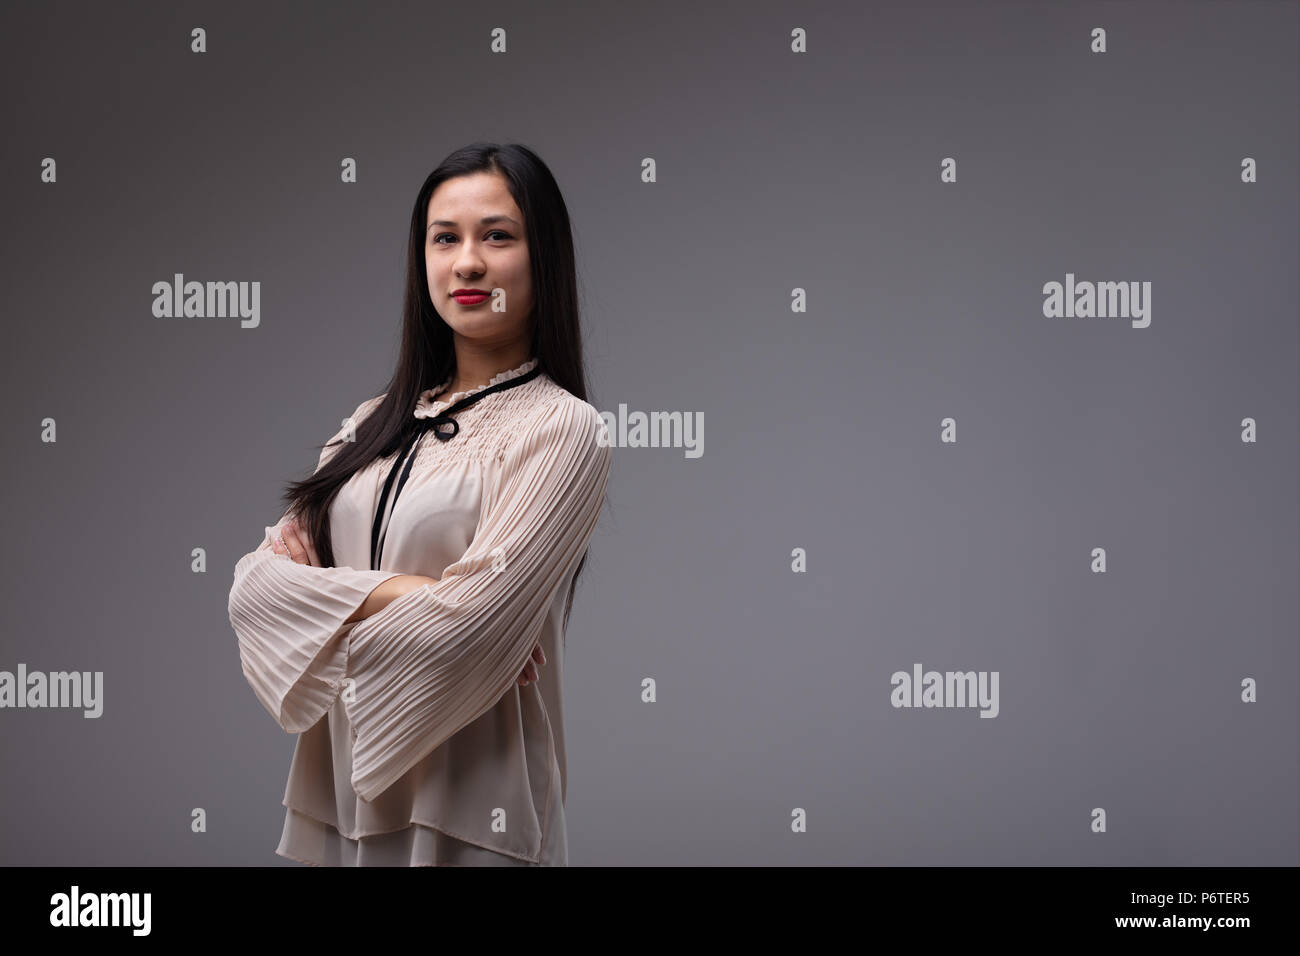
425 170 533 347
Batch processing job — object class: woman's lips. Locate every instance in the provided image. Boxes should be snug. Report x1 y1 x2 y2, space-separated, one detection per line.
453 293 489 305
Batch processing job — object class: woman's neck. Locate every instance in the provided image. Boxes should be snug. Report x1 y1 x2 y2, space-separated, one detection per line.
444 349 534 396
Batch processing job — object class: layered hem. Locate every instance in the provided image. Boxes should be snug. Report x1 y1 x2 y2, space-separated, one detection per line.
276 806 544 867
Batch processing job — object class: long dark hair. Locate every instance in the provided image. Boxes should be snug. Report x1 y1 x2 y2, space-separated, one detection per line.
278 142 593 629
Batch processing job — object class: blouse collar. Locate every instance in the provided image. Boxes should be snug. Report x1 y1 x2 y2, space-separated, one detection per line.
413 357 540 419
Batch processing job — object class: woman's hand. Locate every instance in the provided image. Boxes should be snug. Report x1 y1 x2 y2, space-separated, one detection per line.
517 641 545 686
272 518 320 566
276 518 544 684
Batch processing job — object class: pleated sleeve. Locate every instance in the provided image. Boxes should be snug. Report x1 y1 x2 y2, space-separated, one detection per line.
340 396 613 802
228 396 405 734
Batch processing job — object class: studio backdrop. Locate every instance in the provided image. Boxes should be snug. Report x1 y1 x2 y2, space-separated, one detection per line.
0 0 1296 866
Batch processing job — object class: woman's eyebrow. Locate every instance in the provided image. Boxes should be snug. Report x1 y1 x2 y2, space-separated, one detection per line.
427 215 521 230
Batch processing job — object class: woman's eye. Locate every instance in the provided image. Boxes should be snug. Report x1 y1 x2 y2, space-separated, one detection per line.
432 231 511 245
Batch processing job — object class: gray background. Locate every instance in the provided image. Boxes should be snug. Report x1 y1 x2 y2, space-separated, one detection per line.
1 0 1295 865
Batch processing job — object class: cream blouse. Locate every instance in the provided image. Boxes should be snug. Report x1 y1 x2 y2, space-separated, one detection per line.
227 359 612 866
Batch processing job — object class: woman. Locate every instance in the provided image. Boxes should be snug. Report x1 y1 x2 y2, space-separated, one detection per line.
227 142 613 866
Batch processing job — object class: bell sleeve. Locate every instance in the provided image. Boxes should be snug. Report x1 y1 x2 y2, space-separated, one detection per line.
227 395 405 734
340 395 613 802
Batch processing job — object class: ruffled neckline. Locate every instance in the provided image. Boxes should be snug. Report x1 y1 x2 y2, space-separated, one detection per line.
413 357 540 419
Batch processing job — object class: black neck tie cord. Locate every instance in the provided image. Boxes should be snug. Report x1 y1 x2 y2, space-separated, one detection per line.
368 364 543 571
